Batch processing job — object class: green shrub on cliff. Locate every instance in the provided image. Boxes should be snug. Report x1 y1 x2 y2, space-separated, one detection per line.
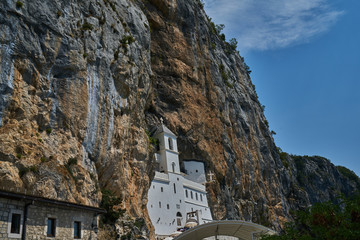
196 0 204 9
16 1 23 8
337 166 359 182
337 165 360 189
82 21 93 31
100 189 125 224
228 38 238 51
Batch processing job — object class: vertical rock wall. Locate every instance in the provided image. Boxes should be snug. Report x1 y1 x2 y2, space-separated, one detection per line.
142 0 287 229
0 0 154 235
141 0 360 231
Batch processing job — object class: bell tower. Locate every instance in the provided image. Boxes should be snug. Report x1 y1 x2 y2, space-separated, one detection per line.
153 119 180 173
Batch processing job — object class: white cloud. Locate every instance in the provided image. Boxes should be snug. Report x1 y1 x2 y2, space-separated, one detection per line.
203 0 344 51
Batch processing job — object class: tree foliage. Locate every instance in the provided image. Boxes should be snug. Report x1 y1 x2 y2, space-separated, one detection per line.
100 189 125 224
261 194 360 240
229 38 238 51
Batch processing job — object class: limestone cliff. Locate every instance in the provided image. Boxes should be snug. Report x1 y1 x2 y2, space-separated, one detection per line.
0 0 359 238
140 0 359 230
0 0 154 237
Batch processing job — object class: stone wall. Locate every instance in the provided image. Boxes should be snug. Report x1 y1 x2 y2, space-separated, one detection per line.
0 197 99 240
0 198 23 240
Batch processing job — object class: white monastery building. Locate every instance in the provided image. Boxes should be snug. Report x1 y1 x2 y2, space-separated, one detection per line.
147 123 213 237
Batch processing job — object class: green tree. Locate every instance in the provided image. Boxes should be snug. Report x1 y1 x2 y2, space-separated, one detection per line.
229 38 238 51
100 189 125 224
215 24 225 34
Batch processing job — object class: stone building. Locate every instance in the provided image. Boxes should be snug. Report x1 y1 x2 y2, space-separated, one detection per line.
0 190 105 239
147 123 213 238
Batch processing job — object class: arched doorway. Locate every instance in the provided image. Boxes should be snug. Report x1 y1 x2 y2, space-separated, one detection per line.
176 212 182 226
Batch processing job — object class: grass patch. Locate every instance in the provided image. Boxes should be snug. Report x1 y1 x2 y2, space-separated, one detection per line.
337 166 360 184
19 165 39 177
82 21 93 31
114 49 119 60
120 35 135 48
145 130 159 149
219 63 230 84
134 218 144 229
65 158 78 183
16 1 23 8
225 80 233 89
67 157 77 166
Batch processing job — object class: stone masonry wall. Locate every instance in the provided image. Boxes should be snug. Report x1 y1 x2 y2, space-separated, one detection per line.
26 203 97 240
0 197 98 240
0 198 24 240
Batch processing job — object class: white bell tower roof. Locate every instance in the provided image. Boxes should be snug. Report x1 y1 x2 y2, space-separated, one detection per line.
153 118 177 137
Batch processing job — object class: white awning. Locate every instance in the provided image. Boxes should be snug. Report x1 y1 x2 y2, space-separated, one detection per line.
173 220 276 240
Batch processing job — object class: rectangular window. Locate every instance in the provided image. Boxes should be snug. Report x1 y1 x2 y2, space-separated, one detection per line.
200 194 203 202
74 221 81 239
167 204 170 209
190 191 193 199
185 190 188 198
47 218 56 237
10 214 21 234
159 201 161 208
196 193 198 200
173 183 176 194
161 187 163 192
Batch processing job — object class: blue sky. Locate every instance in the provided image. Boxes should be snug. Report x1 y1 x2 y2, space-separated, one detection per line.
203 0 360 176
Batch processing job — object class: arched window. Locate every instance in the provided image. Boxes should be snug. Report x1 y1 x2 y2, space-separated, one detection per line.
156 140 160 151
168 138 173 150
185 190 188 198
190 191 193 199
172 162 176 173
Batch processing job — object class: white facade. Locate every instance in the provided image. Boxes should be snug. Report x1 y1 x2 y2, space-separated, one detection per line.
147 124 213 237
183 161 207 184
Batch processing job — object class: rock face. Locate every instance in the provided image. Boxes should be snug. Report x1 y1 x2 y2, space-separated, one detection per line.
279 154 360 212
0 0 154 236
0 0 359 238
140 0 359 230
